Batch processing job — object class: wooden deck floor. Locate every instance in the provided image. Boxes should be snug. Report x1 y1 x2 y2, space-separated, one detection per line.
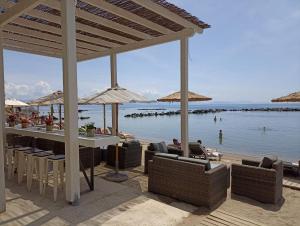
1 164 300 226
283 177 300 190
200 210 266 226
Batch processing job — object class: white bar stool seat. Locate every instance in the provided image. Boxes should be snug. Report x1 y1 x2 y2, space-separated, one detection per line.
45 155 65 202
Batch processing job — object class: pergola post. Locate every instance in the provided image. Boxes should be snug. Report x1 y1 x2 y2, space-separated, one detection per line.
0 29 6 213
61 0 80 203
110 53 118 135
180 37 189 157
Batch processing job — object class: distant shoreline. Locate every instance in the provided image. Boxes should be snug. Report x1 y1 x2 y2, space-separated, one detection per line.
125 107 300 118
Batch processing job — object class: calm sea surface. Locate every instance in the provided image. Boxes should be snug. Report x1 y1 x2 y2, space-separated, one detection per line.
40 103 300 161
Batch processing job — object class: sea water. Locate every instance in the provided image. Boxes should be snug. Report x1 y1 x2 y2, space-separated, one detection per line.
39 103 300 161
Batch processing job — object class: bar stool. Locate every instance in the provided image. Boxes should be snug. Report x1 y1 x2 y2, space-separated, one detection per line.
45 155 65 201
26 138 54 194
44 141 65 201
14 136 34 184
5 134 22 179
5 145 15 179
25 149 48 191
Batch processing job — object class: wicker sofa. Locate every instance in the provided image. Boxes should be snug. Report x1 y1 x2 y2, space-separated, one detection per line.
106 141 142 169
231 158 283 204
148 154 228 209
144 142 183 174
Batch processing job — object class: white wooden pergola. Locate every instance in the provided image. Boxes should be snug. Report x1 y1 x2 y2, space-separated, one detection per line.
0 0 208 211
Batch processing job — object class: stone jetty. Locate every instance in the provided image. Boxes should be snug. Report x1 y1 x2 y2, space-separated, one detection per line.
124 108 300 118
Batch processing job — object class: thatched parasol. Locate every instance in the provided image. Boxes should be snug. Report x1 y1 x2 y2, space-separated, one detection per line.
157 91 212 102
81 86 148 182
28 90 63 106
28 91 64 128
5 99 28 107
271 91 300 102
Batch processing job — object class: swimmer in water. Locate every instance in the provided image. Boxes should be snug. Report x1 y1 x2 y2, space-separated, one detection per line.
219 129 223 139
219 129 223 144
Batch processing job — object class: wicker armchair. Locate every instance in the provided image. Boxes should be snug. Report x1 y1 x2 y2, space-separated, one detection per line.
148 156 228 209
144 142 183 174
231 159 283 204
106 141 142 169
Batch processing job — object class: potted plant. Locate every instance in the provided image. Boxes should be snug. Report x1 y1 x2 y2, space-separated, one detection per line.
21 118 30 128
7 114 16 127
45 115 54 131
85 122 95 137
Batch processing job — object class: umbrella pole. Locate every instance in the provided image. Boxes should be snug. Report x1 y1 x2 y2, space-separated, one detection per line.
50 104 54 117
59 104 62 130
115 103 119 173
105 103 127 182
115 144 119 174
103 104 106 133
116 103 119 135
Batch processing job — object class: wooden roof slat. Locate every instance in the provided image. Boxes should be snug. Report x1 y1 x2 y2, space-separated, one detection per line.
1 0 208 61
82 0 173 34
4 45 62 58
3 24 108 52
43 0 152 40
26 8 135 44
2 32 96 55
0 0 41 26
79 28 194 61
4 38 62 56
9 17 121 48
131 0 202 33
4 23 61 42
4 39 86 59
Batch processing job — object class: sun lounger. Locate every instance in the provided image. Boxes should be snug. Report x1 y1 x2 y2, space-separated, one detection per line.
189 142 222 161
283 160 300 176
107 127 135 140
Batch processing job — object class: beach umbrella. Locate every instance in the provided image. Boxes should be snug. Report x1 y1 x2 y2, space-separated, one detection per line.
157 91 212 102
5 99 29 107
80 86 148 132
28 90 64 106
79 93 108 131
81 86 148 182
157 91 212 153
28 91 64 129
271 91 300 102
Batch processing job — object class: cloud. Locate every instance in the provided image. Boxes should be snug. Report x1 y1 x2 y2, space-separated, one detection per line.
5 81 53 101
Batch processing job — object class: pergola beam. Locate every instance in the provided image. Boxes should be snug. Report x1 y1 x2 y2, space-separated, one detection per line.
180 37 189 157
43 0 152 40
0 29 6 213
4 39 62 56
26 8 135 44
131 0 203 33
79 28 195 61
4 24 111 51
2 32 96 55
110 53 117 136
0 0 41 26
4 45 62 58
61 0 80 204
9 17 120 48
83 0 173 35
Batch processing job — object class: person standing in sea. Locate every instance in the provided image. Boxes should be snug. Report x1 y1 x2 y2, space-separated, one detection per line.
219 129 223 144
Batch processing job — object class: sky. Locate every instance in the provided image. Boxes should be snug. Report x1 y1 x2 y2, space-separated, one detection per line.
3 0 300 103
